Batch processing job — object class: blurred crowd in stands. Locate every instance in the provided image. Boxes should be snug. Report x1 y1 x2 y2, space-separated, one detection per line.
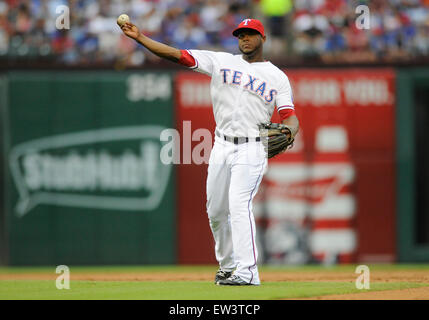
1 0 429 67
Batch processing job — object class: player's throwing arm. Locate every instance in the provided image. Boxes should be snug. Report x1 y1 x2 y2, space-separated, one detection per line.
118 16 182 63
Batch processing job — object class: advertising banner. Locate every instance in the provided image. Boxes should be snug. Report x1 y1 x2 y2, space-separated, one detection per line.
175 71 216 263
176 68 396 264
4 72 176 265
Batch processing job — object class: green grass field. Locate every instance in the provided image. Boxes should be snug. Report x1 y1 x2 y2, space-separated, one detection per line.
0 264 428 300
0 280 424 300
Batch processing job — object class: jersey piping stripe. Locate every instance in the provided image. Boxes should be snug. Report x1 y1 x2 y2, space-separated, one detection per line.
277 105 295 111
247 162 265 284
186 50 198 69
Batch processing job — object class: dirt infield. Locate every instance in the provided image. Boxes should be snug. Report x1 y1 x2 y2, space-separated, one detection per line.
1 268 428 299
299 287 429 300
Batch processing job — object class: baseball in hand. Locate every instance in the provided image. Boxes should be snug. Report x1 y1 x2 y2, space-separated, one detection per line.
117 14 130 26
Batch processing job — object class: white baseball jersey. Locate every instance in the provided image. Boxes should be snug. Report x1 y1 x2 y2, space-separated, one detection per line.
186 50 294 137
184 49 295 285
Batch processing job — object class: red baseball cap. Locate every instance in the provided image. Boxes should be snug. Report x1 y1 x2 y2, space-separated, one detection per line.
232 19 265 37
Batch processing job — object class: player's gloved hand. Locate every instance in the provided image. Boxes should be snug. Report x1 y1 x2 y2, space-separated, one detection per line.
259 122 295 158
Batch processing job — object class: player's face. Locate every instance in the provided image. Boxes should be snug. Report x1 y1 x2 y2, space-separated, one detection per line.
237 29 265 55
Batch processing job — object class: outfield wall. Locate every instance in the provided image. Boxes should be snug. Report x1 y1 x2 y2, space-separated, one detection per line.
396 69 429 262
1 72 176 265
0 68 427 265
175 69 397 265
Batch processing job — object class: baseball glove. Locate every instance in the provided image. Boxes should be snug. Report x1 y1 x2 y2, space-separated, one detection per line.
259 122 294 158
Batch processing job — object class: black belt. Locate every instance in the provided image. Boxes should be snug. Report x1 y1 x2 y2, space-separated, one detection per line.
216 130 261 145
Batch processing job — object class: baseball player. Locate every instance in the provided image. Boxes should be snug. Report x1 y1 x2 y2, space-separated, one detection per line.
119 18 299 285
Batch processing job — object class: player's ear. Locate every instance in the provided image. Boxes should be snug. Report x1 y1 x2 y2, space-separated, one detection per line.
262 35 266 43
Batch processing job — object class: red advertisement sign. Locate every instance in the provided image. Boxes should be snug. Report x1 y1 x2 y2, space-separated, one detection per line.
176 68 396 264
175 72 216 264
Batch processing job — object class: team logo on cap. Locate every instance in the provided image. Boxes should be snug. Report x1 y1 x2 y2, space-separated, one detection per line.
233 18 264 37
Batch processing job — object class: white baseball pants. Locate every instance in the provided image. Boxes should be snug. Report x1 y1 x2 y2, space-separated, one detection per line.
206 135 267 285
